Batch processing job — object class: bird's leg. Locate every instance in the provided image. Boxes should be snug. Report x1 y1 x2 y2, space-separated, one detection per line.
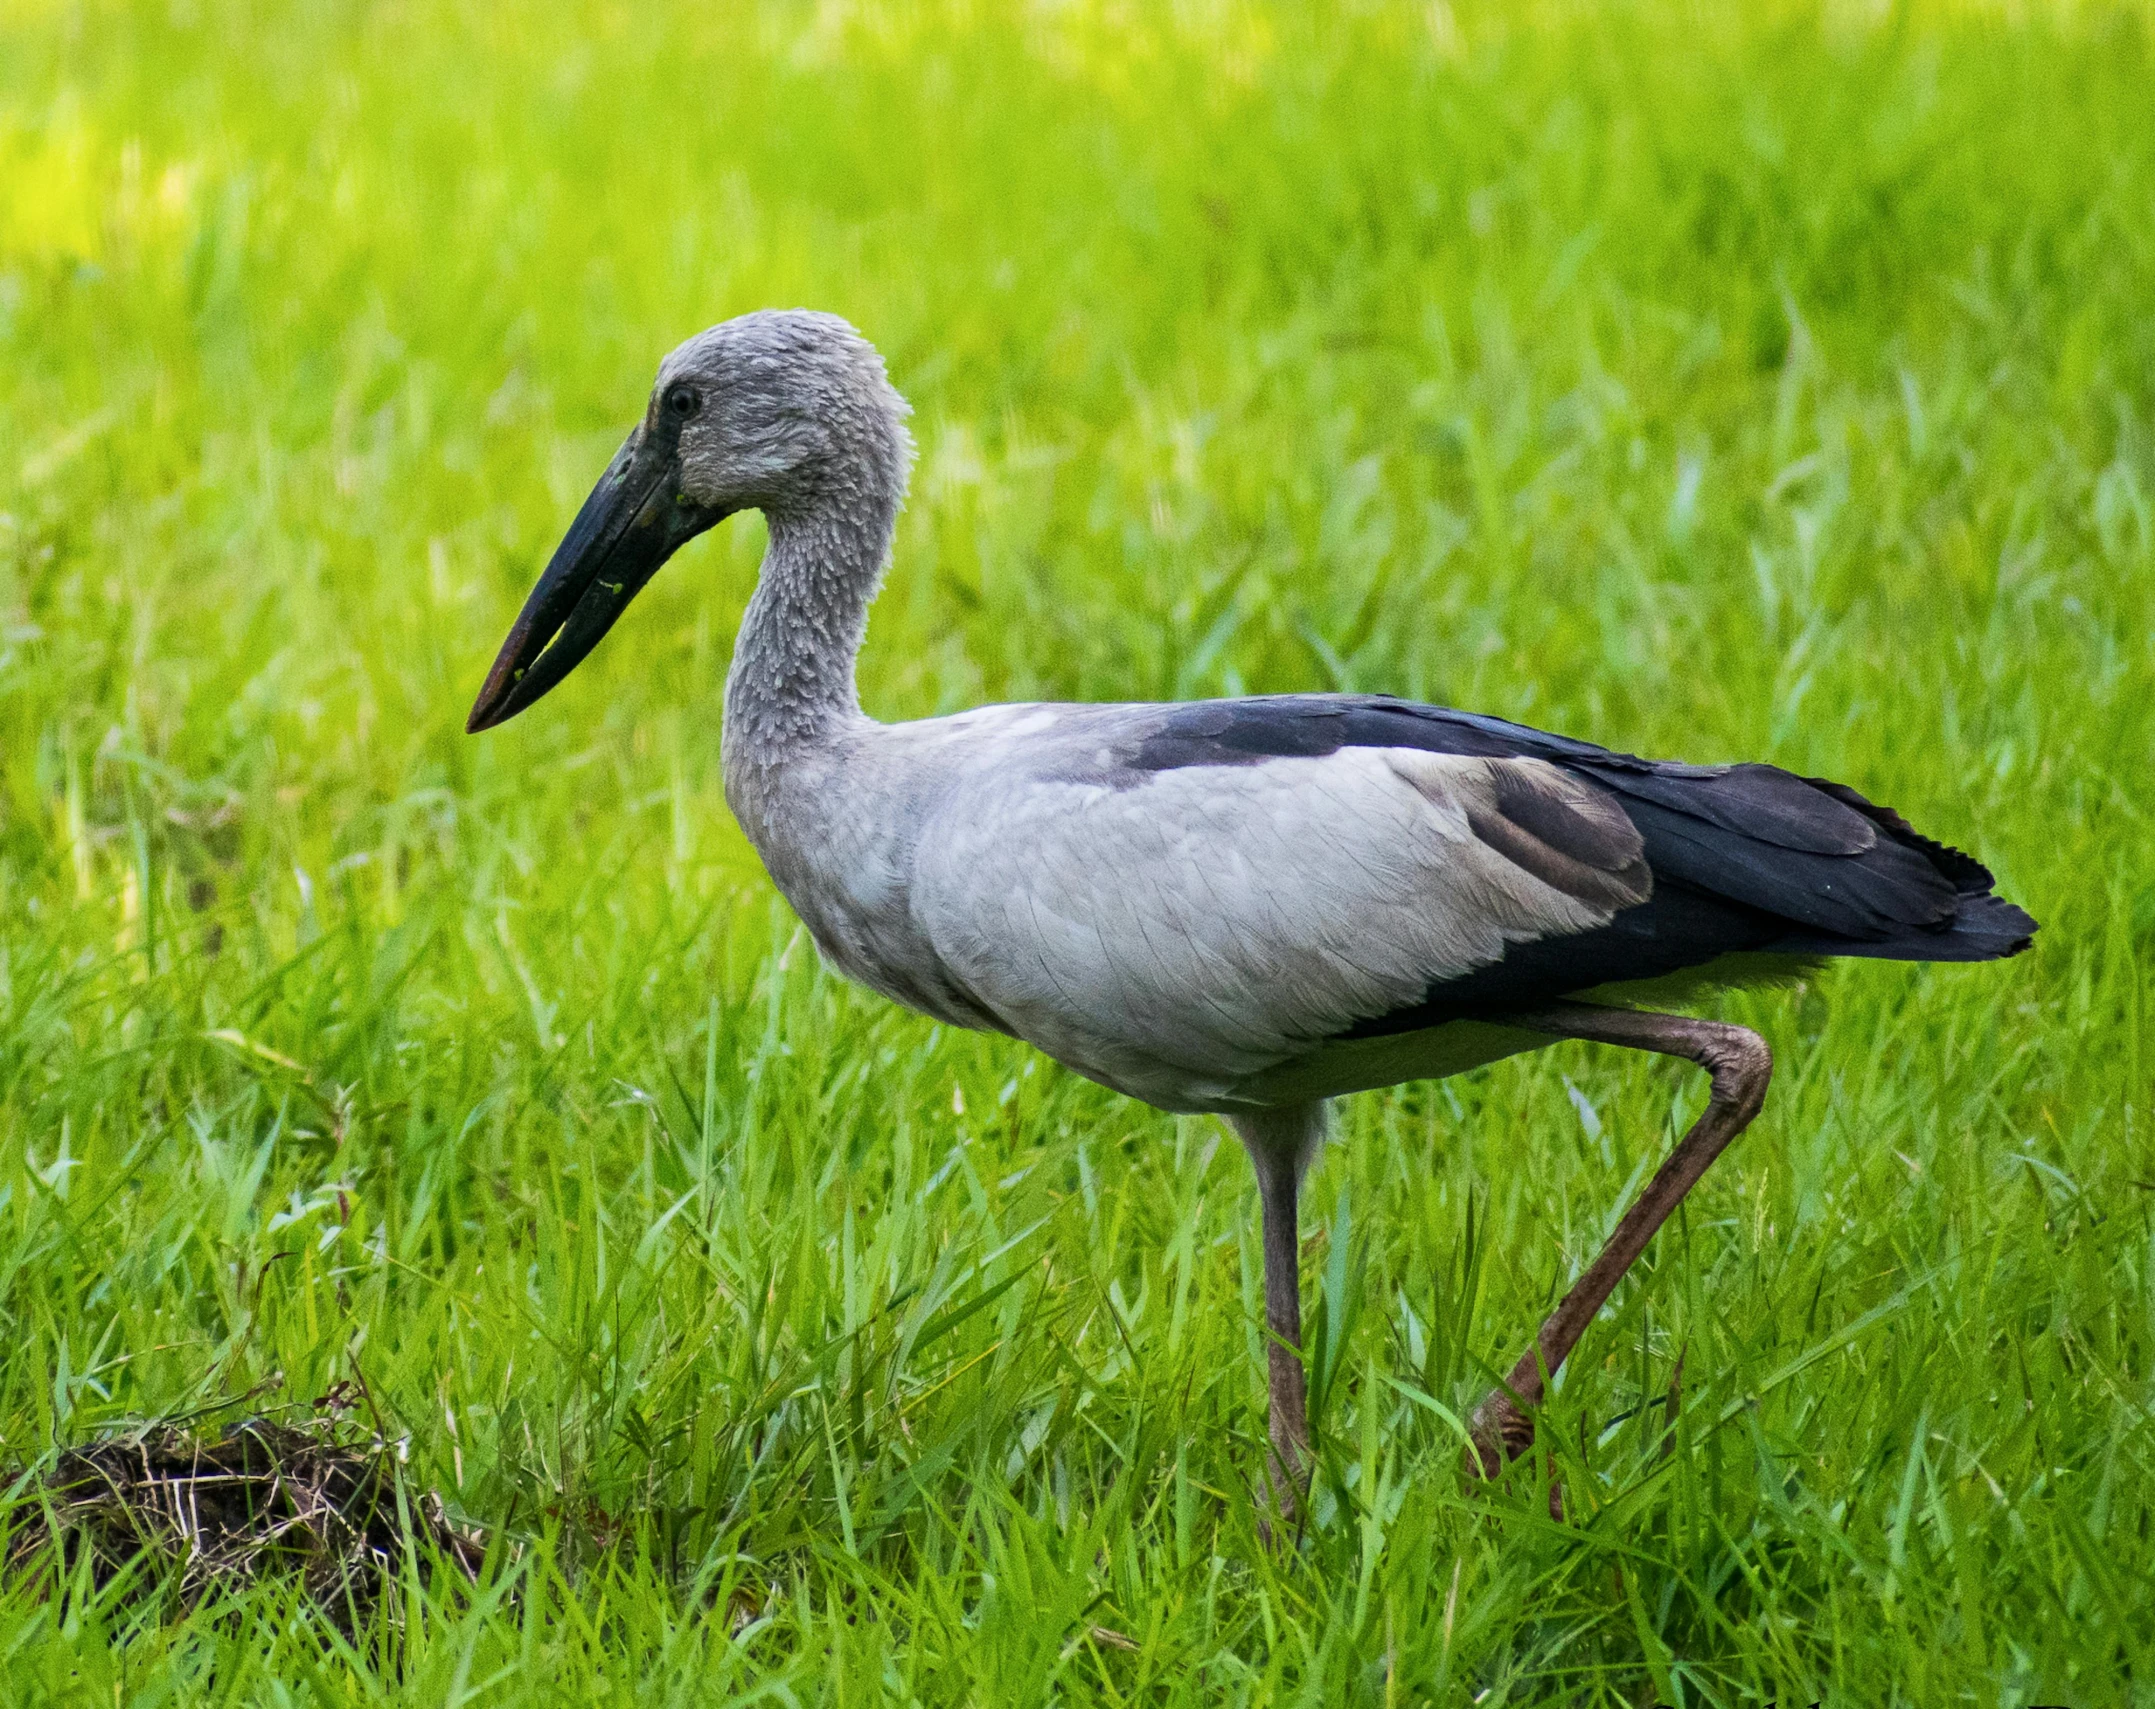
1257 1141 1310 1507
1228 1103 1327 1520
1467 1004 1772 1480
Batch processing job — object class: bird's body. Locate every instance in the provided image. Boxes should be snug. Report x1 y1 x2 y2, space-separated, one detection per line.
726 692 2024 1115
471 309 2034 1515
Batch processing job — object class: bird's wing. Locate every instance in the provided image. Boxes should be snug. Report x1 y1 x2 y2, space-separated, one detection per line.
908 740 1651 1108
1113 693 2034 1037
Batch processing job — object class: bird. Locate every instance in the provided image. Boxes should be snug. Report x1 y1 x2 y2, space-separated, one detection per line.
467 309 2036 1514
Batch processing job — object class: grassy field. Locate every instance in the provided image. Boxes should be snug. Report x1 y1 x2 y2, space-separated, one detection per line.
1 0 2152 1700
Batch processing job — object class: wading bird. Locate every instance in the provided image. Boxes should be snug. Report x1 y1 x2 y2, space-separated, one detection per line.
469 311 2034 1511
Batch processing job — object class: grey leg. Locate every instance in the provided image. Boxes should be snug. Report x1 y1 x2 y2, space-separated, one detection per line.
1467 1004 1773 1479
1227 1102 1327 1518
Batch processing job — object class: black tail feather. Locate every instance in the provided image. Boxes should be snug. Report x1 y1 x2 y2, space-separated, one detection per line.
1799 777 1999 896
1771 890 2036 963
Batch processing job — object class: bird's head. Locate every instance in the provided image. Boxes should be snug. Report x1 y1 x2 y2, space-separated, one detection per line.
467 309 910 733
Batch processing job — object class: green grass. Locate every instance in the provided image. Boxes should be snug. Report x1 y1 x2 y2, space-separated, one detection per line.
0 0 2151 1700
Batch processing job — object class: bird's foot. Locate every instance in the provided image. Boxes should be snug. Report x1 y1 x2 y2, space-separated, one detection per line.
1465 1386 1536 1480
1465 1390 1566 1519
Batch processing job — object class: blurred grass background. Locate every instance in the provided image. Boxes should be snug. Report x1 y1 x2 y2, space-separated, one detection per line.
1 0 2151 1701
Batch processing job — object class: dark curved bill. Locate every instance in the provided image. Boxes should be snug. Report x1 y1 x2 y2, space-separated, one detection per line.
467 424 725 733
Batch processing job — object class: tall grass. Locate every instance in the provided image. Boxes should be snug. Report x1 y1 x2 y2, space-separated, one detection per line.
0 0 2150 1701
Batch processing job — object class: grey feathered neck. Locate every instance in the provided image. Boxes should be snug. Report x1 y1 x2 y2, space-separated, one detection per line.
713 314 913 771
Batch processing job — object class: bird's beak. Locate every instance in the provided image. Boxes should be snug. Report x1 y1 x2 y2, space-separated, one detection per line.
467 423 725 733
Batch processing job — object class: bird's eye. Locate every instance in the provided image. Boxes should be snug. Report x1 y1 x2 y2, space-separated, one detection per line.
664 384 700 419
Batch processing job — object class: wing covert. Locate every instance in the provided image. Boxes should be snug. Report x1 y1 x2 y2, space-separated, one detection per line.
908 747 1646 1108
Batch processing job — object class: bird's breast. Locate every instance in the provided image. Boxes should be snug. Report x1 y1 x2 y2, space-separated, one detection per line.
726 750 1010 1035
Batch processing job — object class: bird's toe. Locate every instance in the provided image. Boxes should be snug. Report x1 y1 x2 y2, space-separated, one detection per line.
1466 1388 1537 1480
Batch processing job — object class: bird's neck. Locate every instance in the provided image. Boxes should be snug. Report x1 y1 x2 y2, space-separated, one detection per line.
722 485 898 776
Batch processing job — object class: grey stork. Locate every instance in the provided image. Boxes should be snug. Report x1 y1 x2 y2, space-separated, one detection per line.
468 310 2035 1512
